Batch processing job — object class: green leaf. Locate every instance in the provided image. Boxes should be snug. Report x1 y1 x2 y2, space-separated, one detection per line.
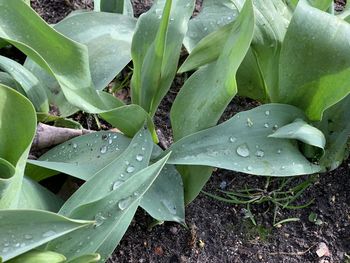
94 0 134 17
0 55 49 112
0 85 36 208
27 130 185 223
141 163 185 224
131 0 195 116
24 11 136 116
0 210 93 262
183 0 292 102
7 250 66 263
165 104 321 176
183 0 238 52
278 1 350 120
0 0 116 114
58 128 154 215
99 104 157 139
317 95 350 170
17 176 63 212
47 153 171 261
268 119 326 149
171 0 255 204
0 72 22 93
66 253 100 263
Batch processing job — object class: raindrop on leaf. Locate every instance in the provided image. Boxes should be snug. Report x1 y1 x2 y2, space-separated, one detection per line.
100 146 107 154
236 144 250 158
136 154 144 162
118 197 132 210
126 165 135 173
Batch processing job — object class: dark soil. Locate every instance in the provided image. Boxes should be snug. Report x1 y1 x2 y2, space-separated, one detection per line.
27 1 350 262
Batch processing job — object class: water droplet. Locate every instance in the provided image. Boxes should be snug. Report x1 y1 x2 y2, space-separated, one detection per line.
126 165 135 173
100 146 107 154
94 213 106 227
255 150 264 158
2 247 9 253
204 27 208 31
281 166 286 170
24 234 32 240
161 199 177 215
273 125 279 131
118 197 132 210
4 242 9 247
111 180 123 190
229 136 237 143
108 138 113 145
246 118 254 127
72 143 77 149
136 154 144 162
265 110 270 116
247 166 252 171
236 144 250 158
42 230 56 238
141 146 145 151
134 192 139 197
264 123 269 128
113 135 117 139
170 18 174 21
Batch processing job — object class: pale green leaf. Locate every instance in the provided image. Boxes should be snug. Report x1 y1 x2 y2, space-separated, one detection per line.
24 11 136 116
0 55 49 112
166 104 321 176
0 210 93 262
17 176 63 212
27 131 184 223
66 253 100 263
7 250 66 263
47 153 171 261
278 1 350 120
171 0 255 203
0 85 36 208
317 95 350 170
131 0 195 115
268 119 326 149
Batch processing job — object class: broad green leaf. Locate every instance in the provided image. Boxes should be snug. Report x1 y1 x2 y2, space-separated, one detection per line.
58 128 154 215
66 254 100 263
317 95 350 170
171 0 254 204
7 250 66 263
131 0 195 116
288 0 333 11
268 119 326 149
17 176 63 212
94 0 134 17
24 11 136 116
47 153 171 261
183 0 238 52
0 210 93 262
99 105 157 140
183 0 292 102
27 131 132 181
0 0 118 114
279 1 350 120
0 55 49 112
141 163 185 224
27 130 185 223
0 85 36 208
0 72 22 92
166 104 321 176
